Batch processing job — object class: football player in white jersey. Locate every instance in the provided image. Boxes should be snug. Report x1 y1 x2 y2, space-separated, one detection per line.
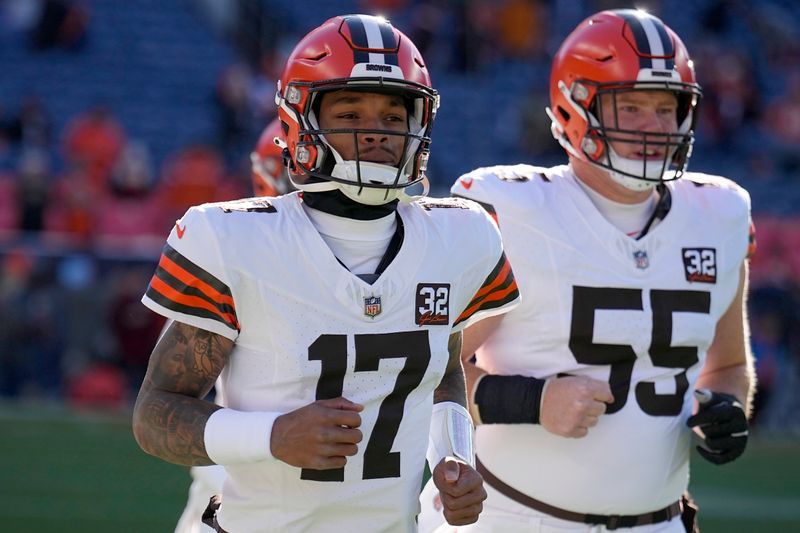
133 14 521 533
419 9 755 533
173 117 293 533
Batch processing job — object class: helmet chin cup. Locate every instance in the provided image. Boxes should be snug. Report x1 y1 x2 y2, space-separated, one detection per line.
331 160 400 187
333 160 402 205
604 147 661 191
332 161 427 205
607 169 658 192
338 177 429 205
338 183 401 205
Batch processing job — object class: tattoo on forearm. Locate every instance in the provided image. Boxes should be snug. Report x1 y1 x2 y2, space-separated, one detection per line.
133 322 233 466
434 332 467 406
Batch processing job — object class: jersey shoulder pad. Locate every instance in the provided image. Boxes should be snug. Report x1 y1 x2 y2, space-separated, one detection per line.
186 195 295 241
678 171 751 222
170 203 219 248
681 171 746 192
451 164 555 218
412 195 497 236
413 192 499 236
214 197 279 213
417 196 478 211
452 163 548 194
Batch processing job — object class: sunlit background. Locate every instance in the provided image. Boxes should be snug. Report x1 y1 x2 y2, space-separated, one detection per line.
1 0 798 531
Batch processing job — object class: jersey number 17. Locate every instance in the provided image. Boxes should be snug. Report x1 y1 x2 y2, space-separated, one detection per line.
302 331 431 482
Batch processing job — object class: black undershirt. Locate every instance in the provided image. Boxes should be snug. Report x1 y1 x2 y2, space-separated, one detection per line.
302 189 398 220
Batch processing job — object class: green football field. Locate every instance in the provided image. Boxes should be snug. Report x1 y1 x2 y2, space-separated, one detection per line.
1 402 798 533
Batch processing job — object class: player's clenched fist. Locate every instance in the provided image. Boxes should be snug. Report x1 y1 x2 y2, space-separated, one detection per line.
540 376 614 438
432 458 487 526
270 397 363 469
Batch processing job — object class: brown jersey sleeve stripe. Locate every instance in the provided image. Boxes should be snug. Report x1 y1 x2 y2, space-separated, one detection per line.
454 254 519 326
146 276 239 331
162 244 234 303
454 283 520 326
156 252 235 308
454 278 519 327
472 253 512 300
146 284 238 331
152 264 237 317
466 265 516 309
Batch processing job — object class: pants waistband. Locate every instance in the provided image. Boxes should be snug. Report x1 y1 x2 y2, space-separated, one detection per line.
476 456 681 531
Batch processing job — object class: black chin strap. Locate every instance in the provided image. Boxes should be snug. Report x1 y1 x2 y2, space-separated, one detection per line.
637 184 672 240
302 189 398 220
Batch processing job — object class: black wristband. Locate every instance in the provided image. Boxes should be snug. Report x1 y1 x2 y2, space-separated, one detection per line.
474 375 546 424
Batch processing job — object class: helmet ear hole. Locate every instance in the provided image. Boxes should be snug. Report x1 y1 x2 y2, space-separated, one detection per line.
581 131 605 160
557 106 571 122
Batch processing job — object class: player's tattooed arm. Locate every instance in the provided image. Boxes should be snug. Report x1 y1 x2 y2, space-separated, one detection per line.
433 331 468 408
132 321 234 466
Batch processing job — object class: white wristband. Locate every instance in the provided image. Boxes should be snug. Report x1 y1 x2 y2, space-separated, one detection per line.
427 401 475 469
204 408 281 465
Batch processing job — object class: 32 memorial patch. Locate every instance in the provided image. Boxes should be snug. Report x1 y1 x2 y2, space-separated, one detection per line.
682 248 717 283
415 283 450 326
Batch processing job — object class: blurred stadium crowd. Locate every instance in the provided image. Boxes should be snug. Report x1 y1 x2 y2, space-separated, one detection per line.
0 0 798 435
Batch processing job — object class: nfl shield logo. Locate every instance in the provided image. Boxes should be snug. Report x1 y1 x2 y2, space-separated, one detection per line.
364 296 382 318
633 250 649 270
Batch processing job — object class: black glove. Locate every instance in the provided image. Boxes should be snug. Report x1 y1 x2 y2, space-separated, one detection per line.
687 389 748 465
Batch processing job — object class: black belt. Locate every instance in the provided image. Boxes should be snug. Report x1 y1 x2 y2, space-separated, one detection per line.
476 456 682 531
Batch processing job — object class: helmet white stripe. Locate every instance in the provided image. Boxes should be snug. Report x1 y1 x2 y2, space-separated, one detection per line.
639 16 667 70
360 15 388 64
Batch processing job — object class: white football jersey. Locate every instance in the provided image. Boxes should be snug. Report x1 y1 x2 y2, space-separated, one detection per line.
142 192 519 533
451 164 751 515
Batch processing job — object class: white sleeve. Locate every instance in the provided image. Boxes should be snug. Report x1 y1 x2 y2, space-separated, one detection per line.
141 206 240 340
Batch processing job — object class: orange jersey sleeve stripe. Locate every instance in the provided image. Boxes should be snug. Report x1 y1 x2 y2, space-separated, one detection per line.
472 255 512 301
454 277 519 326
454 253 518 326
158 253 235 308
148 275 239 330
747 220 757 258
163 244 234 298
458 280 519 320
151 263 237 320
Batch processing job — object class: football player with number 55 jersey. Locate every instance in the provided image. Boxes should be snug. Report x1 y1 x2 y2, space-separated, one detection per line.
419 9 754 533
133 14 519 533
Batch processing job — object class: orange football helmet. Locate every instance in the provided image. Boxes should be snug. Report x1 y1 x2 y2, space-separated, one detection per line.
547 9 702 190
275 14 439 205
250 117 291 197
